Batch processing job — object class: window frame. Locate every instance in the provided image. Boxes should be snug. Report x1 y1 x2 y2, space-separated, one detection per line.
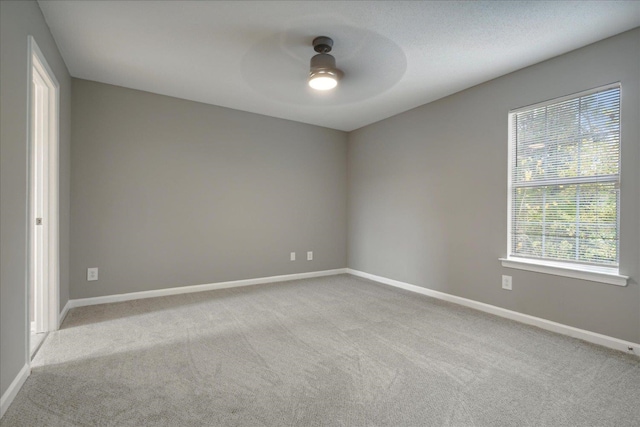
501 83 628 286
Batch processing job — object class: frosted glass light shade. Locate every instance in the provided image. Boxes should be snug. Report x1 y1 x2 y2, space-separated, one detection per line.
308 73 338 90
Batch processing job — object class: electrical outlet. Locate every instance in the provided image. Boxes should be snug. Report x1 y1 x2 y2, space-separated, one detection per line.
502 275 512 290
87 267 98 281
290 252 296 261
307 251 313 261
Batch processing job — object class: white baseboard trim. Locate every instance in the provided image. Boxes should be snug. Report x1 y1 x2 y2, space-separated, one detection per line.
347 269 639 356
0 363 30 419
68 268 348 310
58 300 71 329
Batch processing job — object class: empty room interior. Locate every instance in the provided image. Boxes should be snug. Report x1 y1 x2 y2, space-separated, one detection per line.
1 1 640 425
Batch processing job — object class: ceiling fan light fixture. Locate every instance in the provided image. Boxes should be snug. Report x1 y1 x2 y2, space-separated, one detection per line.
308 37 343 91
309 69 339 90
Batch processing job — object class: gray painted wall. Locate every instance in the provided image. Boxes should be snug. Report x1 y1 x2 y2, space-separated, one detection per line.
0 0 71 397
70 79 348 299
348 28 640 343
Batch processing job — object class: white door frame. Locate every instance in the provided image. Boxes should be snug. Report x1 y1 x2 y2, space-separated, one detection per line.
27 36 60 356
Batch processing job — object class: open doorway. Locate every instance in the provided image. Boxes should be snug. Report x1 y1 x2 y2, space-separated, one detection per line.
28 36 60 358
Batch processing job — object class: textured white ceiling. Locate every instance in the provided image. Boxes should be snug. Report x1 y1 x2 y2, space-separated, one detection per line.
38 1 640 131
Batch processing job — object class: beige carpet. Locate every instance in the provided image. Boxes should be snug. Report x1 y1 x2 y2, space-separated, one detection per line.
2 274 639 426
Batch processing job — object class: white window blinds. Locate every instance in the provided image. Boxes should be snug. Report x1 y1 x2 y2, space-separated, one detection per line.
508 84 621 267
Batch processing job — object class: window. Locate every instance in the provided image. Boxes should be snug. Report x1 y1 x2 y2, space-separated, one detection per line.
503 84 627 285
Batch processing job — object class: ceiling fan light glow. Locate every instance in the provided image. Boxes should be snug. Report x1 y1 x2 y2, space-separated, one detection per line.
308 71 339 90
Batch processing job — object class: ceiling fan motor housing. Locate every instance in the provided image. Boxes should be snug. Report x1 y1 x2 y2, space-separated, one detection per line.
310 53 337 71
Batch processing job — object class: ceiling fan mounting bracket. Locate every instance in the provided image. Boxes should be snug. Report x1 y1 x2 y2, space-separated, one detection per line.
312 36 333 53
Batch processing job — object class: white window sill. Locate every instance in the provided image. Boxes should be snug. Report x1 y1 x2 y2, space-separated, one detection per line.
499 257 628 287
